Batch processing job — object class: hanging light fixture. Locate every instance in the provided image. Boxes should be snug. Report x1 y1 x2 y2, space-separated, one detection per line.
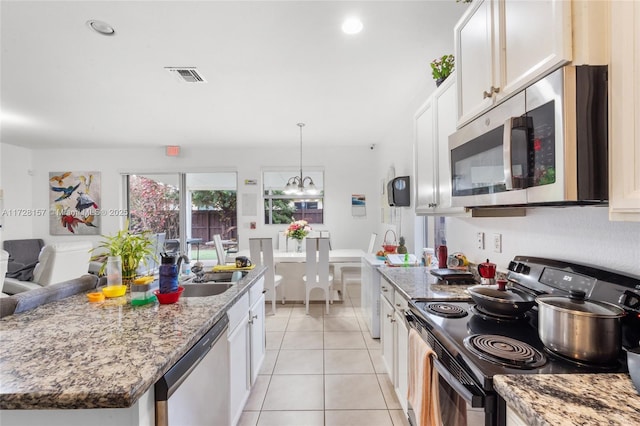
284 123 318 195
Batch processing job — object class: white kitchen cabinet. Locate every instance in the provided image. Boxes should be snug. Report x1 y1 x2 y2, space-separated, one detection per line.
380 285 395 385
249 292 266 386
414 73 467 216
414 97 436 212
360 255 384 338
393 296 409 413
228 293 250 426
379 278 409 413
609 0 640 221
455 0 572 126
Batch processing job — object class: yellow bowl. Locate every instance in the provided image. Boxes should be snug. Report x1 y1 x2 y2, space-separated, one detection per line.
102 285 127 298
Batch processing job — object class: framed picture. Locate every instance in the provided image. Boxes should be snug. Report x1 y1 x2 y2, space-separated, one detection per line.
49 171 101 235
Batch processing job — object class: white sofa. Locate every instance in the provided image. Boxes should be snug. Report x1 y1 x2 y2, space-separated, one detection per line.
3 241 93 295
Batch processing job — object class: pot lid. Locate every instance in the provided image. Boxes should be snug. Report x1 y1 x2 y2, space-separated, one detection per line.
468 284 535 303
536 290 626 317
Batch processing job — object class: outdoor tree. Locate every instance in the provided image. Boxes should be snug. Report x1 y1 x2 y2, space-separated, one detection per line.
191 190 237 237
128 176 179 237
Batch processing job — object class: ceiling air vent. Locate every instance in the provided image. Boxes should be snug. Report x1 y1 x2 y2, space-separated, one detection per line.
165 67 207 83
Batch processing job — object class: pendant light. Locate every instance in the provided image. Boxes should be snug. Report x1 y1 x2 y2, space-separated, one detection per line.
284 123 318 195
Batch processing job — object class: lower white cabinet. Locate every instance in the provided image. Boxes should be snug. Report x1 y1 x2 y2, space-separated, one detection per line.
228 293 250 426
228 276 266 426
380 293 395 384
379 278 409 413
249 292 266 386
506 405 528 426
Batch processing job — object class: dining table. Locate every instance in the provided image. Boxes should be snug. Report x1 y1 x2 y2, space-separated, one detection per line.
235 248 365 303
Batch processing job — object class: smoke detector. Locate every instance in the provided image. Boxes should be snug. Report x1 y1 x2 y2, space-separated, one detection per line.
165 67 207 83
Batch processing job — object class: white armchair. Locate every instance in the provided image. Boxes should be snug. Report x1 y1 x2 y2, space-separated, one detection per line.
3 241 93 295
1 250 9 297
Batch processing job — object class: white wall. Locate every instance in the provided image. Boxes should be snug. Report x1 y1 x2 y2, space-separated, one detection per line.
446 207 640 277
0 144 34 242
0 143 380 252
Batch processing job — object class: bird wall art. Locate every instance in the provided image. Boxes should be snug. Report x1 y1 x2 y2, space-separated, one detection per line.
49 171 101 235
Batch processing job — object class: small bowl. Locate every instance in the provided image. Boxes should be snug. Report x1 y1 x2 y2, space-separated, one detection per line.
87 292 105 303
627 347 640 395
102 285 127 298
154 286 184 304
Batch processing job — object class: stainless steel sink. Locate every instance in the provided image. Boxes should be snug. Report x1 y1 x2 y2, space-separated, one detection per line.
188 270 249 283
182 283 234 297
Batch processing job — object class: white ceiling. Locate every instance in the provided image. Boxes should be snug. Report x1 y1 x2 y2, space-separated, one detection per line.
0 1 467 150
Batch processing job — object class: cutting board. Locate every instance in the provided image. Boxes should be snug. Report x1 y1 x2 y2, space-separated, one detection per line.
386 254 418 266
212 264 256 272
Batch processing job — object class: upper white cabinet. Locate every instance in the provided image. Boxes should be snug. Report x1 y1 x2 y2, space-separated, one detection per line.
609 0 640 221
414 73 467 216
455 0 572 126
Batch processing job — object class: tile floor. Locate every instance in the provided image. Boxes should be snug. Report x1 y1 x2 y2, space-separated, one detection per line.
237 283 410 426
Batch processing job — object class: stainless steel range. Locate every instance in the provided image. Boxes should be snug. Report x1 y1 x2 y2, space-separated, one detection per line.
407 256 640 426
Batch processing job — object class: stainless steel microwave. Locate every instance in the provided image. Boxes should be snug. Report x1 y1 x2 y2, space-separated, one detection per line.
449 65 608 208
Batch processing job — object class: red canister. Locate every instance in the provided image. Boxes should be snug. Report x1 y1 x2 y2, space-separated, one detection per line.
437 245 448 268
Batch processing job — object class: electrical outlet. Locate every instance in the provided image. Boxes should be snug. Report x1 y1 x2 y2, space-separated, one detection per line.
477 232 485 250
493 233 502 253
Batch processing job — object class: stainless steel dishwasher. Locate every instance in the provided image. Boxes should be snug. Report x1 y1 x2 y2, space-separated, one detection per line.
155 315 230 426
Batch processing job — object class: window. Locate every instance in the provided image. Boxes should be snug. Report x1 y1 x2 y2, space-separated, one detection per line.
263 170 324 225
126 172 237 261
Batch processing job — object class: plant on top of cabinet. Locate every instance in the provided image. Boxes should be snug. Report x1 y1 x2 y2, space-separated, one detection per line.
430 54 455 86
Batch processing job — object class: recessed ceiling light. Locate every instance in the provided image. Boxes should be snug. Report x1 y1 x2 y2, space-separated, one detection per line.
86 20 115 36
342 17 363 35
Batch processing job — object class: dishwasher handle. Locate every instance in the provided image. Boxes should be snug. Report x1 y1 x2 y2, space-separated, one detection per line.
155 315 229 402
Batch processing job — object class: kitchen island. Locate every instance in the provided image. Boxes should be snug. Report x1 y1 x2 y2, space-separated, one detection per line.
0 266 266 424
494 373 640 426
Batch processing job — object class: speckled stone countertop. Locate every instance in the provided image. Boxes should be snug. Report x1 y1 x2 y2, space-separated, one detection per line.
494 374 640 426
378 266 473 301
0 267 266 410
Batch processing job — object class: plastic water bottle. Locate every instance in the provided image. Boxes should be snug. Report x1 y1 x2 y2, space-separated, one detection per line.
159 255 179 294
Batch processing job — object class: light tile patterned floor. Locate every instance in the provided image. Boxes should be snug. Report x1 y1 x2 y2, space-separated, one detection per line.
237 283 410 426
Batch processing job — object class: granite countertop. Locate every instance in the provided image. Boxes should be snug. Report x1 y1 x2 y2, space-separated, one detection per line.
494 374 640 426
0 267 266 410
378 266 473 301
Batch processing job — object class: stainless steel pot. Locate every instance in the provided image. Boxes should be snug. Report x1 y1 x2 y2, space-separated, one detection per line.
536 290 626 363
467 280 536 317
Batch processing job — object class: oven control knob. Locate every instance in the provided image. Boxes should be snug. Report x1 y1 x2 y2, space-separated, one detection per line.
514 263 530 274
508 261 518 272
619 290 640 311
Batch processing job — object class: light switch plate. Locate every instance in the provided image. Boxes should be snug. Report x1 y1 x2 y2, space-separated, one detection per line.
493 233 502 253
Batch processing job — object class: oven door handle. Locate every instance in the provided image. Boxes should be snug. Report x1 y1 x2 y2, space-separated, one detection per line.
432 358 485 408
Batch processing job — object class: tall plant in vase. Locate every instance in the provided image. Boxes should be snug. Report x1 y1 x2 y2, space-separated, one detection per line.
285 219 312 253
93 222 155 285
431 54 455 87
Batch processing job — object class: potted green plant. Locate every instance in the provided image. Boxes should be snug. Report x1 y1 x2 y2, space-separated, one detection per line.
430 54 455 86
93 223 155 284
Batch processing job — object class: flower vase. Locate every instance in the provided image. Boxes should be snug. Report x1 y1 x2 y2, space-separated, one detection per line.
295 239 303 253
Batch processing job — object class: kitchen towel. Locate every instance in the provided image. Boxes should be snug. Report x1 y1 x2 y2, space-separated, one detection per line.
407 328 442 426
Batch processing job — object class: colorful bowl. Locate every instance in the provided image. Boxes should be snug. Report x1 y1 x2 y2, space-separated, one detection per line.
102 285 127 298
87 292 105 303
154 286 184 304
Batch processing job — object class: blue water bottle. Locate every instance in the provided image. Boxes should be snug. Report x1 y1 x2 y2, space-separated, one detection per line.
159 254 179 294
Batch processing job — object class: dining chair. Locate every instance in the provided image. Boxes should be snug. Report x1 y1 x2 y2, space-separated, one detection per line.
303 237 333 314
249 238 283 315
212 234 229 266
340 232 377 297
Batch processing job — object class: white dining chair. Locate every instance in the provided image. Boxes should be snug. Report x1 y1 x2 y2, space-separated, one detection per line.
213 234 229 266
249 238 283 315
340 232 377 297
303 237 333 314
